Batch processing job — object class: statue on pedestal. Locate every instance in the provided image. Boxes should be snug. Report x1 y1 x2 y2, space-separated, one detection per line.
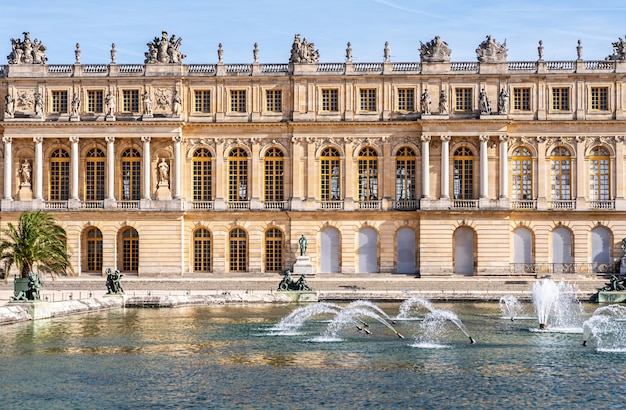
105 268 124 294
299 235 308 256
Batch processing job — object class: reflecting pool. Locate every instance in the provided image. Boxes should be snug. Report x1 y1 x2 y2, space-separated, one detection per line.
0 302 624 409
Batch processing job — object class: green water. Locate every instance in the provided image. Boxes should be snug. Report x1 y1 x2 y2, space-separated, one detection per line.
0 302 624 409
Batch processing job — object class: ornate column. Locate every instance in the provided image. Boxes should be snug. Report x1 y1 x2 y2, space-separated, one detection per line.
173 135 182 199
70 136 79 200
420 135 431 198
440 135 450 198
105 136 115 201
34 136 43 200
499 135 509 198
536 136 547 209
479 135 489 198
141 136 151 200
3 136 12 200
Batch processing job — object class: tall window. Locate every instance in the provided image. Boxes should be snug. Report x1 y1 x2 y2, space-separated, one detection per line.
264 147 284 202
193 228 212 272
194 90 211 113
229 228 247 272
590 87 608 111
511 146 533 200
513 88 531 111
121 148 141 200
192 148 212 201
122 90 139 113
453 147 474 199
455 88 472 111
358 147 378 200
397 88 415 111
85 148 105 201
552 87 570 111
266 90 282 112
395 147 416 200
230 90 246 112
321 89 339 112
228 148 248 201
265 228 283 273
320 147 341 200
360 88 377 111
121 227 139 272
85 227 103 273
550 147 571 200
49 148 70 201
87 90 104 113
589 146 610 201
51 91 68 113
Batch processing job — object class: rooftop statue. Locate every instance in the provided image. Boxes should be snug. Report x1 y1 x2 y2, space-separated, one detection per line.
476 35 507 63
606 37 626 60
289 34 319 64
144 31 186 64
7 32 47 65
419 36 451 63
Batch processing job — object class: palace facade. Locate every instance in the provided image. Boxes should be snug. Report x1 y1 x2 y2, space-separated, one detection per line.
1 32 625 278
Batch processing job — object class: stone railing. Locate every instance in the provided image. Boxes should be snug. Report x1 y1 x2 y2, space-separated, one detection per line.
452 199 479 209
263 201 288 210
510 200 537 210
509 262 618 275
392 200 419 210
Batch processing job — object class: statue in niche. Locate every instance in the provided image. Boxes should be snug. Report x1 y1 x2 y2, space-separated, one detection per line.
419 36 451 63
105 91 115 118
143 92 153 116
157 157 169 184
144 31 186 64
420 88 431 114
4 94 14 117
7 32 47 65
438 90 448 114
498 88 509 114
33 92 43 117
606 37 626 60
172 91 182 116
19 159 31 185
479 88 491 114
476 35 507 63
289 34 319 64
71 92 80 116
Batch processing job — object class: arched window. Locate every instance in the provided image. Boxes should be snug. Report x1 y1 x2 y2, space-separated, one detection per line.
321 147 341 200
589 146 610 201
358 147 378 200
453 147 474 199
120 227 139 272
264 147 284 202
550 147 571 200
358 227 378 273
49 148 70 200
228 148 248 201
454 226 475 275
85 227 103 273
85 148 105 201
320 227 340 273
395 147 416 200
512 227 533 273
193 228 212 272
229 228 247 272
192 148 212 202
552 226 572 267
121 148 141 200
591 226 611 273
264 228 283 272
511 146 533 200
396 227 416 274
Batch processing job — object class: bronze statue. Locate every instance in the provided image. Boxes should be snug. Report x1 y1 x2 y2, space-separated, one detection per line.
105 268 124 294
277 270 313 291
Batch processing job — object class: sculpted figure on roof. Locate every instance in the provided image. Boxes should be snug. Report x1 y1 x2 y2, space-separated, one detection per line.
145 31 186 64
289 34 319 64
476 35 507 63
419 36 451 63
606 37 626 60
7 32 47 65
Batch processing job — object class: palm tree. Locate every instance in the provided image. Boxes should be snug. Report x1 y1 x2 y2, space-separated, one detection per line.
0 211 73 279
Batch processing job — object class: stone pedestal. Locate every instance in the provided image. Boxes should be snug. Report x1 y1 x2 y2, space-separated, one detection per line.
17 183 32 201
156 181 171 200
293 256 314 276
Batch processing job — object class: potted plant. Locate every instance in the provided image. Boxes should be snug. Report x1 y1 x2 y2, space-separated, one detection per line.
0 211 73 300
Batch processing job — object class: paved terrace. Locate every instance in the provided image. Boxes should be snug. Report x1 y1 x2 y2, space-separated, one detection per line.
0 274 609 303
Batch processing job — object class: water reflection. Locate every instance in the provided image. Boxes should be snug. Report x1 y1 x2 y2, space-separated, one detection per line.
0 302 622 409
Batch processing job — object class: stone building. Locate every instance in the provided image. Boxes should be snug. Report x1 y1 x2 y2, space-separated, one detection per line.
1 32 625 278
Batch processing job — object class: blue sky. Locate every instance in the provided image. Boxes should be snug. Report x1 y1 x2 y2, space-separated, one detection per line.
1 0 625 64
